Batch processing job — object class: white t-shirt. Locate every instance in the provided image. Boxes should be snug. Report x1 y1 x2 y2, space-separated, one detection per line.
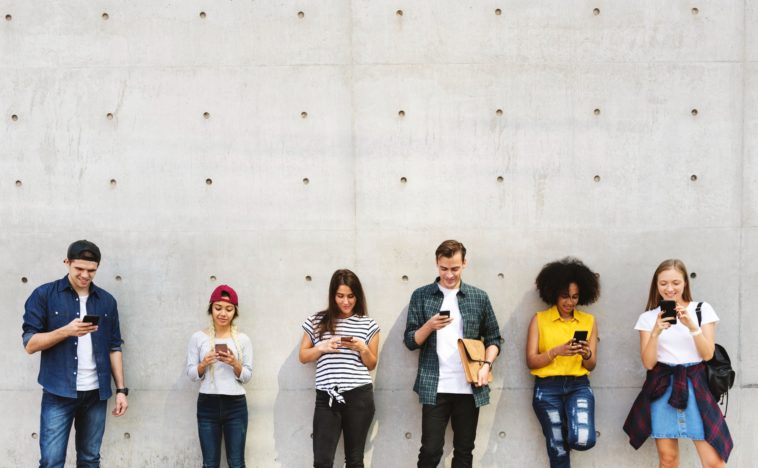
436 285 472 394
634 301 719 365
76 295 99 391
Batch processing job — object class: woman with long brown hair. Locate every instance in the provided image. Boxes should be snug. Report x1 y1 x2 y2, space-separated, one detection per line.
299 269 380 468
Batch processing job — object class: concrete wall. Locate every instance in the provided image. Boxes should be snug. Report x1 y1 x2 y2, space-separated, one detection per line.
2 1 755 466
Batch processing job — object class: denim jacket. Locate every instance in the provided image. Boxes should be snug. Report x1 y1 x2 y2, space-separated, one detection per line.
22 276 123 400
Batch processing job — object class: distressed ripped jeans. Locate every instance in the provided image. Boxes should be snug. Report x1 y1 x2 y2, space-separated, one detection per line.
532 376 596 468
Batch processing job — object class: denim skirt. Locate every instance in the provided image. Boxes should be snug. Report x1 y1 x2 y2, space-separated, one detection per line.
650 362 705 440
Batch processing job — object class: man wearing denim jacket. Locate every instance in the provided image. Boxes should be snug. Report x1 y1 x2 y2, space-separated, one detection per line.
404 240 502 468
22 240 128 468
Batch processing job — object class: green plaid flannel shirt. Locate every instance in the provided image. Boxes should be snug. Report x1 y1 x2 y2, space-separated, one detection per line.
404 278 502 407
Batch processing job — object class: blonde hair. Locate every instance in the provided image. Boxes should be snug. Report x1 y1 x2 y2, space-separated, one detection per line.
207 313 244 386
645 259 693 310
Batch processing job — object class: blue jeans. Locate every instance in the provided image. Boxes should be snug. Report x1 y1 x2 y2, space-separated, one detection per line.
197 393 248 468
39 389 107 468
532 376 596 468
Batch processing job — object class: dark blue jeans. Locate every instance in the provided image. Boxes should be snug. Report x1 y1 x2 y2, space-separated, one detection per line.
418 393 480 468
532 376 596 468
197 393 248 468
39 389 107 468
313 384 375 468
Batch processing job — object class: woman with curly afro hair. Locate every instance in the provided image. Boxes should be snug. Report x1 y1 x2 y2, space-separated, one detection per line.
526 258 600 468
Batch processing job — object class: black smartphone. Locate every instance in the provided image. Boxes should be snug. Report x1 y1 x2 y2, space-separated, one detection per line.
340 336 354 343
82 315 100 326
660 300 677 325
572 330 588 343
439 310 450 318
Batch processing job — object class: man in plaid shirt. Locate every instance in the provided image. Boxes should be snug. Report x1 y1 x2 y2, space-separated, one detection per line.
404 240 502 468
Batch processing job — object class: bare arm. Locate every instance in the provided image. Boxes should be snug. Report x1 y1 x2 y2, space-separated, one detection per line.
526 315 553 369
413 315 453 346
299 332 341 364
526 315 585 370
579 322 598 371
475 344 500 387
341 332 381 371
692 322 716 361
640 311 671 370
109 351 128 416
677 305 716 361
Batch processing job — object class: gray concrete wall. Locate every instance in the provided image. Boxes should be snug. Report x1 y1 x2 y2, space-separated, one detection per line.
2 1 755 466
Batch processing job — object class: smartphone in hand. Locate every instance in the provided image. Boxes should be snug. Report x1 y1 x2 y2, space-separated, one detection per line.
82 315 100 326
660 300 677 325
215 343 229 354
439 310 450 318
340 336 354 343
572 330 588 343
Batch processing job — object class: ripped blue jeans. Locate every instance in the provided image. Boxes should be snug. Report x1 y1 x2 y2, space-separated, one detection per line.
532 376 596 468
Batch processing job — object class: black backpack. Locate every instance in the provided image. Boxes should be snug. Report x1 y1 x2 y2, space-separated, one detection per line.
696 302 735 415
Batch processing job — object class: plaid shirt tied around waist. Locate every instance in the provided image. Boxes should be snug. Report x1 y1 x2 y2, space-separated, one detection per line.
403 279 502 408
623 362 733 462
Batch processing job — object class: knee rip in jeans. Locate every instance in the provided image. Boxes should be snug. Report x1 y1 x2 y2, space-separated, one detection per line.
548 410 564 446
575 427 591 447
547 410 561 425
573 398 591 446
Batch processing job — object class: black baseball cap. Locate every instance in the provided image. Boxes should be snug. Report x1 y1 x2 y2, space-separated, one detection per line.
67 240 101 264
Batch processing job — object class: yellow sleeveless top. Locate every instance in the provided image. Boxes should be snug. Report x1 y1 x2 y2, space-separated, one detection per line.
530 306 595 378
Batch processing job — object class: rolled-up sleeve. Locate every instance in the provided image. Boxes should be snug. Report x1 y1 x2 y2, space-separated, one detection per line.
480 294 502 354
404 290 423 350
22 289 47 348
109 299 123 352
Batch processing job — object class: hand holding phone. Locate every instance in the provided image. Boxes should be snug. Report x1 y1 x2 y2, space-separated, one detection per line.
82 315 100 326
439 310 450 318
572 330 588 343
215 343 229 354
340 336 354 343
660 300 677 325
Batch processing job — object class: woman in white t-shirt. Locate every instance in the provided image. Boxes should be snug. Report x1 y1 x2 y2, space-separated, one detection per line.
186 285 253 468
299 269 380 468
623 259 732 467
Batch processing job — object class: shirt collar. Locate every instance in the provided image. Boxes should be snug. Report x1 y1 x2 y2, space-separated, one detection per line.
433 277 468 296
56 275 99 297
548 305 580 322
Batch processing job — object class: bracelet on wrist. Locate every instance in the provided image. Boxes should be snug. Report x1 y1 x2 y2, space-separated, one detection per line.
690 328 703 337
582 350 592 361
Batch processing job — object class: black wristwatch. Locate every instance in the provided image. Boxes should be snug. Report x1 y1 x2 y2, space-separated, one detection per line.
116 387 129 396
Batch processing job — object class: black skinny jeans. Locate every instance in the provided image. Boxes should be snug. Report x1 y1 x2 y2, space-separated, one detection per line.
418 393 480 468
313 383 375 468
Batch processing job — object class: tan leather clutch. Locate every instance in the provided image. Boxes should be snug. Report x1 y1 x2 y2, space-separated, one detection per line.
457 338 493 384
